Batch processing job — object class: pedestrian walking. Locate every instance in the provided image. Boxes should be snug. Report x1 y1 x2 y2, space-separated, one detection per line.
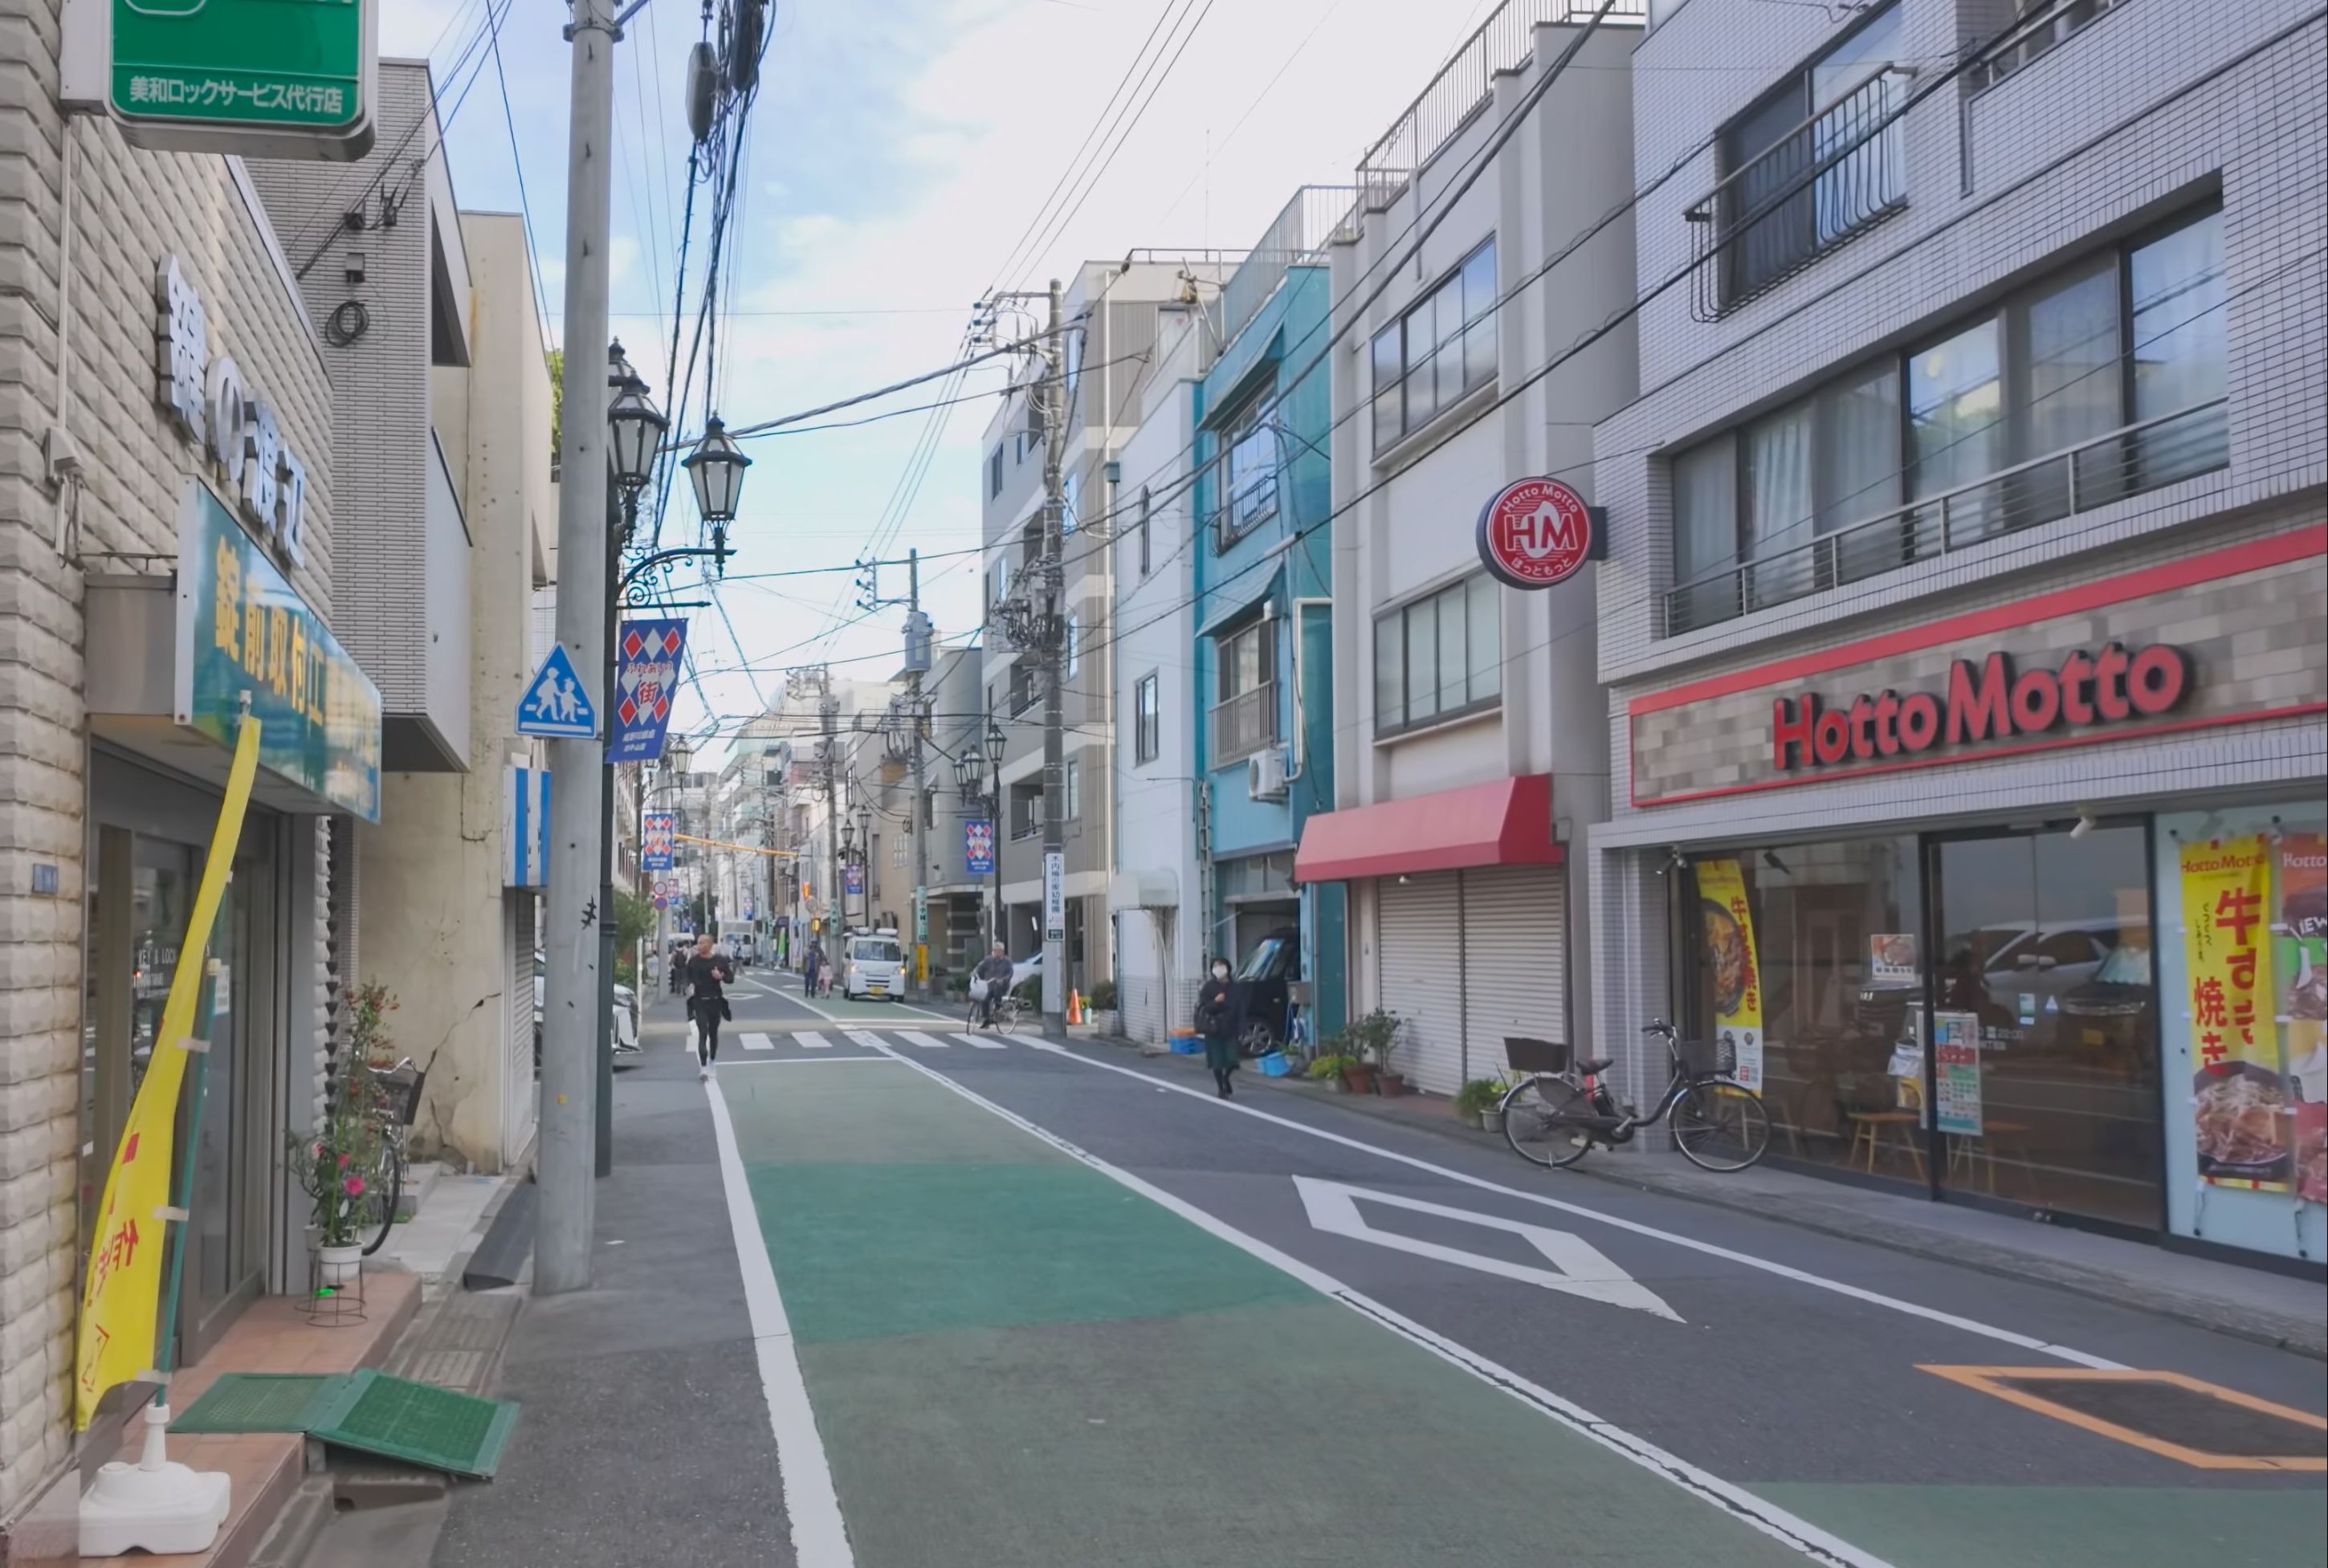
686 934 735 1081
667 943 687 997
803 939 824 999
1195 955 1239 1098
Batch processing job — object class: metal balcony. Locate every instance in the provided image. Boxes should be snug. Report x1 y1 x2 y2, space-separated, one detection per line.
1661 399 2230 637
1209 682 1278 765
1220 186 1356 349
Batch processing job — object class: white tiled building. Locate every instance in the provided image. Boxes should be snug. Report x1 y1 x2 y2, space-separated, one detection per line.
1589 0 2326 1260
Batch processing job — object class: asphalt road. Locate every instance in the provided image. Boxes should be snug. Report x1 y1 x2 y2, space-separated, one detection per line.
452 973 2328 1568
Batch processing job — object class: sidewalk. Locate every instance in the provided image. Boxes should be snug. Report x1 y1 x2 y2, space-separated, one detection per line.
1099 1037 2328 1362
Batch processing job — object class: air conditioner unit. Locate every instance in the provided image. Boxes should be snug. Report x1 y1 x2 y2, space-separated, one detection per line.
1247 747 1289 801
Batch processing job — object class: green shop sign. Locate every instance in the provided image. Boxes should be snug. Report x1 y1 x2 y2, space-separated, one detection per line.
176 483 382 821
62 0 375 161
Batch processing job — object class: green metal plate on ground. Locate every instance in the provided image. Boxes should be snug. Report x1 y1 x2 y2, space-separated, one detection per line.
308 1370 520 1480
171 1373 353 1434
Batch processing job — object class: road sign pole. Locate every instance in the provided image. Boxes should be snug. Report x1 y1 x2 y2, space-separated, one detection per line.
538 0 618 1298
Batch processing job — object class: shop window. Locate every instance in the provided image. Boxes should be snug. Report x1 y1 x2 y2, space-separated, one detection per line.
1372 574 1499 735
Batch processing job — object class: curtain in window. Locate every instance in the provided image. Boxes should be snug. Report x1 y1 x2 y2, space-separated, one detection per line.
2130 210 2226 483
1817 365 1905 583
2023 260 2121 518
1373 614 1405 730
1908 318 2003 540
1436 583 1468 713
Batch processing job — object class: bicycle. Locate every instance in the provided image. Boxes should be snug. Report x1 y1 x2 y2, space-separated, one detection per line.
355 1053 429 1256
1499 1021 1770 1173
967 988 1025 1032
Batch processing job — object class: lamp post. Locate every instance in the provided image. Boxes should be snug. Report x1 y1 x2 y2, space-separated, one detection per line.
956 718 1009 951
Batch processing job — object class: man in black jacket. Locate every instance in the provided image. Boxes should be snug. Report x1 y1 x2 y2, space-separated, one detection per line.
970 943 1017 1028
685 935 736 1081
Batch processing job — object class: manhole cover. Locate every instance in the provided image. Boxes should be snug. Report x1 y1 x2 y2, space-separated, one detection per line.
1922 1366 2327 1471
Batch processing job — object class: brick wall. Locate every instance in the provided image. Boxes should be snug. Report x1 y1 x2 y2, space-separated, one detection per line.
1 1 338 1525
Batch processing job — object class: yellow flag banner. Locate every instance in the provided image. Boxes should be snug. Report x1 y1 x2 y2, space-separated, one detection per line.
1696 857 1765 1093
75 715 262 1431
2179 835 2284 1193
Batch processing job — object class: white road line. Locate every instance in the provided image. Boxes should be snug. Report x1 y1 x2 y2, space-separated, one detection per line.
718 1057 895 1067
794 1031 832 1050
898 1031 951 1050
865 1040 1890 1568
741 1032 775 1053
705 1077 854 1568
842 1030 888 1052
952 1032 1009 1050
1032 1045 2125 1371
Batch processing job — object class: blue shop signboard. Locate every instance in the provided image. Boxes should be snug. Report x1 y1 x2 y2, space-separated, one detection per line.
176 482 382 820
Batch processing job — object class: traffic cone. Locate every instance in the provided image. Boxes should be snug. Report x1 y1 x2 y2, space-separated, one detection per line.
1067 988 1083 1025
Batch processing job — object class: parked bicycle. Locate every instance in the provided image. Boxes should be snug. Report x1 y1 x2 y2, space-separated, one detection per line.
1499 1021 1769 1173
355 1052 430 1256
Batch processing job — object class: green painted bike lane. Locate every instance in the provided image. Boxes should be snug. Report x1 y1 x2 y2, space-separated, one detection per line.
720 1061 1821 1568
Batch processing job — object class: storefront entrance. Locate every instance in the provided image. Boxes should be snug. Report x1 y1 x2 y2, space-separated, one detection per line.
1682 817 2160 1232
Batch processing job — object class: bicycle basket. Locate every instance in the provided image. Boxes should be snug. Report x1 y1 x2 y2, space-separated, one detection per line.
373 1065 426 1127
1675 1036 1735 1080
1502 1036 1572 1075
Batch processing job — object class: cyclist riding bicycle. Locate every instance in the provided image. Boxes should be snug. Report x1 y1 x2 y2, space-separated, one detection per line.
969 943 1017 1026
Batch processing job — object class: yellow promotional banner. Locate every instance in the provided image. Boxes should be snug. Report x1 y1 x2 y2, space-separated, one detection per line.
2179 835 2284 1192
75 715 261 1430
1696 858 1765 1092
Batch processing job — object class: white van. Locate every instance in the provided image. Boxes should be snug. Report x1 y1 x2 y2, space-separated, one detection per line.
842 929 907 1000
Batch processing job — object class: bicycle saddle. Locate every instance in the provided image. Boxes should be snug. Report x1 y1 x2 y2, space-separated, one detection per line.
1576 1055 1613 1074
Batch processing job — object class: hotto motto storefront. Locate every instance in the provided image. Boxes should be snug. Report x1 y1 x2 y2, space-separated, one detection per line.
1592 514 2326 1266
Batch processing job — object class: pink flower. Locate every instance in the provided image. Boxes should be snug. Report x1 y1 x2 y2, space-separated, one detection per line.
336 1151 350 1168
343 1175 365 1196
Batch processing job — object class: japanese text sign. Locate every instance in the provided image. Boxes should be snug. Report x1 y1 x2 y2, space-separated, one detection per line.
610 619 687 763
1694 858 1763 1092
65 0 376 160
2180 836 2285 1190
642 812 675 871
964 820 994 877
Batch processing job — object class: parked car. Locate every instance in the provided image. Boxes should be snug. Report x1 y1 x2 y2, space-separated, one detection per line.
842 930 907 1000
533 951 642 1069
1229 927 1300 1056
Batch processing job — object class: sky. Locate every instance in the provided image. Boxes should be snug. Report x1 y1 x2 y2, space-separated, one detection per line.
383 0 1502 760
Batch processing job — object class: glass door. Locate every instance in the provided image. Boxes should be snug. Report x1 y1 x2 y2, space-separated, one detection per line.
183 838 275 1360
1926 822 2161 1229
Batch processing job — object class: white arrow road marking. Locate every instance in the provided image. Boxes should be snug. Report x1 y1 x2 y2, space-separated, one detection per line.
741 1032 775 1053
899 1031 951 1049
952 1032 1009 1049
1294 1177 1683 1323
794 1031 832 1049
843 1030 888 1052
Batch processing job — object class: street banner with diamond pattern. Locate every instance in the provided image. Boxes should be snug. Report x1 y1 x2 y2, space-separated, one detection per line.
610 619 687 762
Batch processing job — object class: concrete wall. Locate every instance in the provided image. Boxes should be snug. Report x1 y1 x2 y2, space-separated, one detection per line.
2 2 341 1523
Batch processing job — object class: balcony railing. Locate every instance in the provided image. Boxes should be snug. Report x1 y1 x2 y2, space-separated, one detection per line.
1356 0 1645 211
1209 682 1278 764
1220 186 1356 348
1661 399 2229 637
1688 69 1908 320
1969 0 2126 92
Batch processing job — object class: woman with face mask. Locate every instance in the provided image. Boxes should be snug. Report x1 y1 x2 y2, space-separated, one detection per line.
1195 955 1240 1097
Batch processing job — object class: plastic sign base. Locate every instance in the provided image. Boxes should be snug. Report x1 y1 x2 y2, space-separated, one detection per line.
79 1403 230 1558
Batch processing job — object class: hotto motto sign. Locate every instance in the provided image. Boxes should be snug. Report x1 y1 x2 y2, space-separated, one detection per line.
1476 477 1604 589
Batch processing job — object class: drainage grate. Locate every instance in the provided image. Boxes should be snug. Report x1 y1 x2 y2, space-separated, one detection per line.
1922 1366 2327 1471
171 1374 349 1434
308 1370 520 1479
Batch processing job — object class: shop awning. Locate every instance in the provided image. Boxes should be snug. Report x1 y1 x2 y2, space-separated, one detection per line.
1293 774 1559 883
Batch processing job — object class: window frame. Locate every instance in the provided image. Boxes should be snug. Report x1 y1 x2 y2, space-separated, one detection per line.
989 446 1004 499
1369 238 1498 452
1064 759 1081 821
1211 382 1280 549
1133 672 1160 765
1371 573 1502 739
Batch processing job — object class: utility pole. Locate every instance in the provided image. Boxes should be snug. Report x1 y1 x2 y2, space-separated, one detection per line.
540 0 618 1297
1038 278 1066 1032
907 551 931 993
822 692 841 947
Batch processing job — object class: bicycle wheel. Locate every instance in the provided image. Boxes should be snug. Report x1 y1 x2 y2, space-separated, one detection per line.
357 1143 404 1256
1502 1077 1595 1169
1672 1078 1770 1172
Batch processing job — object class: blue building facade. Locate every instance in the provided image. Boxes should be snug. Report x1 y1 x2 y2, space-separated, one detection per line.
1192 239 1346 1046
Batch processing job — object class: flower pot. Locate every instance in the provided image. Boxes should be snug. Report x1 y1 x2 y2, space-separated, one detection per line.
316 1243 363 1289
1479 1109 1505 1134
1341 1063 1378 1094
1379 1073 1407 1098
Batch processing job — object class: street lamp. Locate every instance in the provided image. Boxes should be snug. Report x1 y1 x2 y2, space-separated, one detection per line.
683 414 751 561
607 379 665 495
984 719 1007 779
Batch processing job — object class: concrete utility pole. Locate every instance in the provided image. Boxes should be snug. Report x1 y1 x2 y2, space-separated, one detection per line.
822 693 841 946
1038 277 1066 1032
907 551 931 993
539 0 618 1297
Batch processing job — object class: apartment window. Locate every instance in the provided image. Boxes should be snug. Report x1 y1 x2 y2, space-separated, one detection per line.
1370 240 1496 450
1133 672 1160 765
1063 614 1079 680
1024 393 1046 458
1971 0 2129 92
1210 617 1278 764
989 446 1004 498
1373 575 1499 735
1009 781 1042 839
1062 469 1081 536
991 556 1011 613
1665 206 2226 634
1707 4 1906 309
1065 760 1081 821
1213 385 1278 546
1137 487 1152 576
1009 662 1037 716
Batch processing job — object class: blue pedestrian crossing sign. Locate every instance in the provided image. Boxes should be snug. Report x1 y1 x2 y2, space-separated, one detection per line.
518 645 598 739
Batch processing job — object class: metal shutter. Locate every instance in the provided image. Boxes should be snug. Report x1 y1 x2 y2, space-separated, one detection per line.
1376 873 1465 1097
1461 869 1568 1085
504 894 538 1167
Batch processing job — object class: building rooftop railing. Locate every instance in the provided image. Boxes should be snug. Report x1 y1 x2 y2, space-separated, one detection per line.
1356 0 1645 212
1219 186 1357 350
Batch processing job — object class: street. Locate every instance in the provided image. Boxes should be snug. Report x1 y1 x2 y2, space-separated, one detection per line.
435 978 2326 1568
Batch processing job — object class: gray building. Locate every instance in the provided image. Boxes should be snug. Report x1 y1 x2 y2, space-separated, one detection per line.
1589 0 2325 1261
976 260 1228 990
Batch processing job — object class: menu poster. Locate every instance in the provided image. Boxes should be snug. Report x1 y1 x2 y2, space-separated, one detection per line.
2275 833 2326 1205
1697 858 1764 1093
1869 932 1918 988
1932 1010 1983 1137
2180 837 2285 1191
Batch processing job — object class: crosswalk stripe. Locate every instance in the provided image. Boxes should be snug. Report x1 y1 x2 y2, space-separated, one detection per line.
741 1032 774 1053
899 1031 950 1050
795 1031 832 1049
843 1030 887 1051
952 1032 1009 1050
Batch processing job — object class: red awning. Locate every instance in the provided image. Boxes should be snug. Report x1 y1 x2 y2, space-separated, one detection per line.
1293 774 1560 883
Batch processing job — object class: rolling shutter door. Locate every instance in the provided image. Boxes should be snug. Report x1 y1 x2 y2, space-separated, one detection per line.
1462 868 1567 1082
504 894 538 1166
1376 873 1464 1097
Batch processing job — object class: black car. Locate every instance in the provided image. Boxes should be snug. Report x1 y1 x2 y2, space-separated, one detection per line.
1229 927 1300 1056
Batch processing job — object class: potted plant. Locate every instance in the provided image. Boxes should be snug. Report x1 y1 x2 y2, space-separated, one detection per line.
1307 1053 1352 1091
1337 1009 1402 1094
1087 979 1120 1037
286 984 397 1289
1455 1078 1505 1132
